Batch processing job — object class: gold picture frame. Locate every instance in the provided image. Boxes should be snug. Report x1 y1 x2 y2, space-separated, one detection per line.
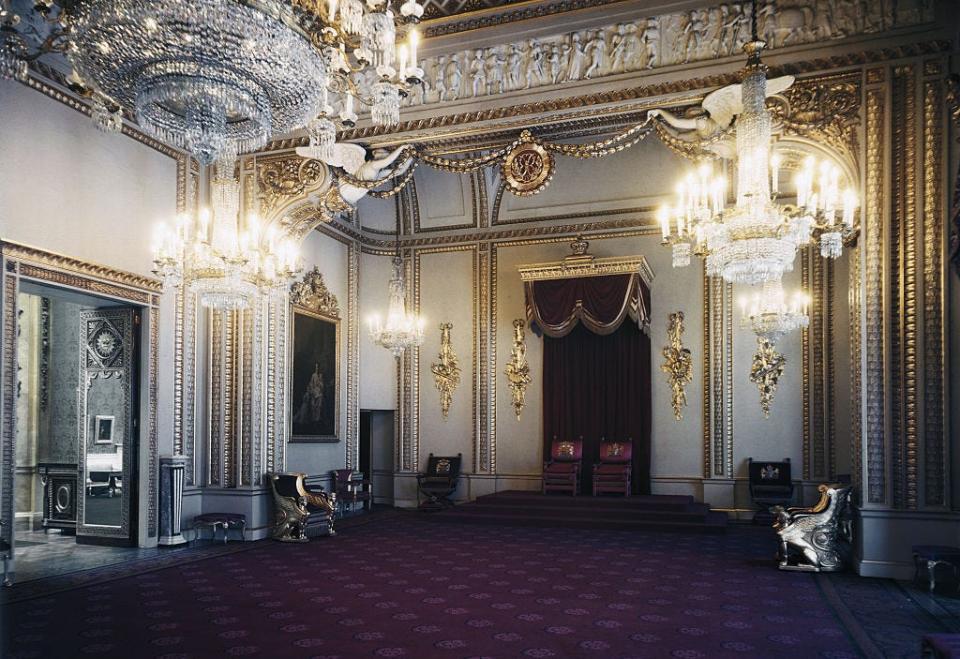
289 306 341 443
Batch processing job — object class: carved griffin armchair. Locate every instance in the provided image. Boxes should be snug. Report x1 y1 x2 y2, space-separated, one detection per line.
268 473 336 542
772 483 853 572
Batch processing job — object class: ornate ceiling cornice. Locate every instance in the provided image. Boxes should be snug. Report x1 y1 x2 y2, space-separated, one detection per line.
421 0 629 37
1 240 163 293
265 40 949 149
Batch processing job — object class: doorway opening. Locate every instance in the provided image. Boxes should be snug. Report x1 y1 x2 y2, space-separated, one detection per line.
13 282 141 579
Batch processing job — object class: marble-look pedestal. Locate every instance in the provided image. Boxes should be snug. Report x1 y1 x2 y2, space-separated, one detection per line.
158 455 187 546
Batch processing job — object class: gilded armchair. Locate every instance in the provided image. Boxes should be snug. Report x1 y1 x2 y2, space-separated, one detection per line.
268 473 336 542
772 483 853 572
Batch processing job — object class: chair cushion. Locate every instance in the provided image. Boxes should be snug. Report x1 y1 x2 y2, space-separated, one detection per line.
544 463 579 474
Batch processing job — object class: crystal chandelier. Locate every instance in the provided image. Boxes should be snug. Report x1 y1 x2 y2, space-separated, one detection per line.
739 279 809 345
0 0 424 165
368 221 423 357
152 151 301 310
658 31 857 286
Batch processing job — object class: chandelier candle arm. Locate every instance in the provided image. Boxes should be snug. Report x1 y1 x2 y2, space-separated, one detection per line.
654 19 860 294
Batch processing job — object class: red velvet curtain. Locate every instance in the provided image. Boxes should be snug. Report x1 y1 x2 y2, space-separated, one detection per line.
526 273 649 337
542 321 651 495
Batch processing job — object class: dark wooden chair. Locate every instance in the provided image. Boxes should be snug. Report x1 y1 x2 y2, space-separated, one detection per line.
748 457 794 524
543 437 583 495
417 454 462 510
593 439 632 496
332 468 372 517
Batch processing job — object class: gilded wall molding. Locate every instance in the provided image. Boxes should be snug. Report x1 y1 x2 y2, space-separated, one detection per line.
476 243 493 473
890 64 918 510
863 81 886 505
922 68 947 507
701 264 711 479
1 269 18 551
801 252 810 479
346 242 360 469
849 240 863 499
710 276 724 477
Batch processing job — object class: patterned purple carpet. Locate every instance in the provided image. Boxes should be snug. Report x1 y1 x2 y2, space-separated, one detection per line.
3 516 866 658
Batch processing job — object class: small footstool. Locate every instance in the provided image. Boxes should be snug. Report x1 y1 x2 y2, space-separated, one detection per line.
913 545 960 592
193 513 247 543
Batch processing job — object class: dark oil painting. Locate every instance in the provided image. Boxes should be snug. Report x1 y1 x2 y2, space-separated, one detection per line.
291 309 339 442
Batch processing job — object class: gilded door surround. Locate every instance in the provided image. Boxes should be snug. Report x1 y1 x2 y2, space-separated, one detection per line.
0 241 162 551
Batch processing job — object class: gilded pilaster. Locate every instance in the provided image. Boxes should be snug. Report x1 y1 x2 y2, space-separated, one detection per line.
710 276 724 477
891 64 919 510
849 240 863 497
801 252 811 480
724 282 733 478
701 263 710 479
863 77 887 505
475 243 492 473
346 242 360 469
489 244 498 473
209 310 224 486
240 307 254 487
0 267 19 549
147 303 160 535
922 62 947 507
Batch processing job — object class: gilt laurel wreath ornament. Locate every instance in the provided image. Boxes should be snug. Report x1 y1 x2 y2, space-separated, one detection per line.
660 311 693 421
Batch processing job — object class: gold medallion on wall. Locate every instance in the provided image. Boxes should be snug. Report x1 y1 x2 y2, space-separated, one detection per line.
502 131 554 197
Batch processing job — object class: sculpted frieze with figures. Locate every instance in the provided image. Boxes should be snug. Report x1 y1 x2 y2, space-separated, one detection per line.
406 0 931 108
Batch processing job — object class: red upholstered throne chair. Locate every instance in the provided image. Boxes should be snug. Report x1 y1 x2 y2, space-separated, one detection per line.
592 439 633 496
543 437 583 495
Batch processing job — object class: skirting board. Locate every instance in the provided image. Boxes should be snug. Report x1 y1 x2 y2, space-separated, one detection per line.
855 558 915 581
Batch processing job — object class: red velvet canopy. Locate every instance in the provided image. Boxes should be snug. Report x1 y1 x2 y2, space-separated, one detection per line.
528 271 653 495
525 273 650 337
